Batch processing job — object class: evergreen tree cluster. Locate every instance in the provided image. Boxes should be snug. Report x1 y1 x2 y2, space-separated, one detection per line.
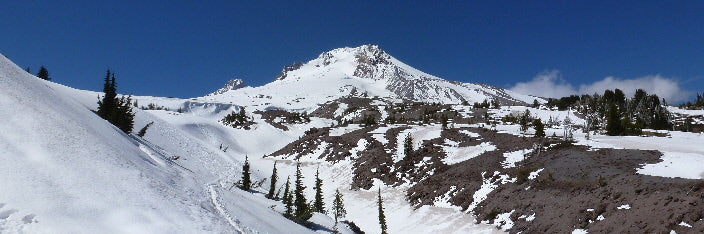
381 102 458 125
283 111 311 124
548 89 671 135
360 114 377 126
472 99 491 108
501 110 534 133
221 107 253 129
258 161 351 228
681 93 704 109
546 95 580 111
384 115 398 124
36 66 50 81
96 70 134 134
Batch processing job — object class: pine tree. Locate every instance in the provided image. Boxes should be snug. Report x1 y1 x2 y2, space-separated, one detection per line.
240 155 251 191
606 103 623 136
313 168 325 213
25 67 30 73
114 95 135 133
36 66 50 80
292 162 312 223
441 114 449 130
403 133 413 160
97 70 116 119
377 188 388 234
332 189 347 233
266 162 278 199
283 176 293 218
533 119 545 137
137 121 154 137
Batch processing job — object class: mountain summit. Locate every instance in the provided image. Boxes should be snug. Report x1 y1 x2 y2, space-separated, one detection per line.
210 78 247 95
206 45 540 110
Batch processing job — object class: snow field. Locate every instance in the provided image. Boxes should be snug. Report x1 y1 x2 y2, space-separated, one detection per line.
393 124 443 162
442 142 497 165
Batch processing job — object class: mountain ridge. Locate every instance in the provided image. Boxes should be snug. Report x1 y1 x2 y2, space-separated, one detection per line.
207 45 542 110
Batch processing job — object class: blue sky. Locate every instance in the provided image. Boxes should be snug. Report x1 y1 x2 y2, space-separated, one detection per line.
1 1 703 101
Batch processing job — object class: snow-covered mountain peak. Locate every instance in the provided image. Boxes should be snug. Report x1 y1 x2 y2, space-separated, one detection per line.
210 78 247 95
274 44 391 81
206 45 542 110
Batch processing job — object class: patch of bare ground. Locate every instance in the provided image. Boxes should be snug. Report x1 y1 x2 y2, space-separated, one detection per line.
407 128 540 208
472 143 704 233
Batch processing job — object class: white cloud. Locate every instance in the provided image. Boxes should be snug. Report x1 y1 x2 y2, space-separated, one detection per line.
510 70 689 102
509 70 576 98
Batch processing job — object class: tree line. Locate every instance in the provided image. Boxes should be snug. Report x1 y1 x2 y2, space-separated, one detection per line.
238 158 388 233
547 88 672 136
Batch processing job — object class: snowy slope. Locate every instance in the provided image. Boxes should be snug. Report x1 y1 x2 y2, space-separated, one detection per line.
0 53 314 233
203 45 543 112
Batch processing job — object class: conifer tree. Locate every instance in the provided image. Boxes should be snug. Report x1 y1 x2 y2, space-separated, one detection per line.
283 176 293 218
36 66 50 80
441 114 449 130
114 95 135 133
25 67 30 73
606 103 623 136
266 162 278 199
97 70 116 118
533 119 545 137
313 168 325 213
403 134 413 160
240 155 251 191
137 121 154 138
292 162 312 223
332 189 347 233
377 188 388 234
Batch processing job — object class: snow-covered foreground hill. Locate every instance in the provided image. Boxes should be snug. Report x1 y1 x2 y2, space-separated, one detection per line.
0 54 318 233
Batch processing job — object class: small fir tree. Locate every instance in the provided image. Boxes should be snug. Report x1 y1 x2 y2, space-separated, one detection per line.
97 70 116 119
533 119 545 137
606 103 623 136
378 188 388 234
240 156 251 190
403 134 413 160
292 162 312 223
283 176 293 218
332 189 347 232
137 121 154 138
36 66 50 80
25 67 30 73
114 95 135 133
313 168 325 213
266 162 278 199
441 114 449 130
